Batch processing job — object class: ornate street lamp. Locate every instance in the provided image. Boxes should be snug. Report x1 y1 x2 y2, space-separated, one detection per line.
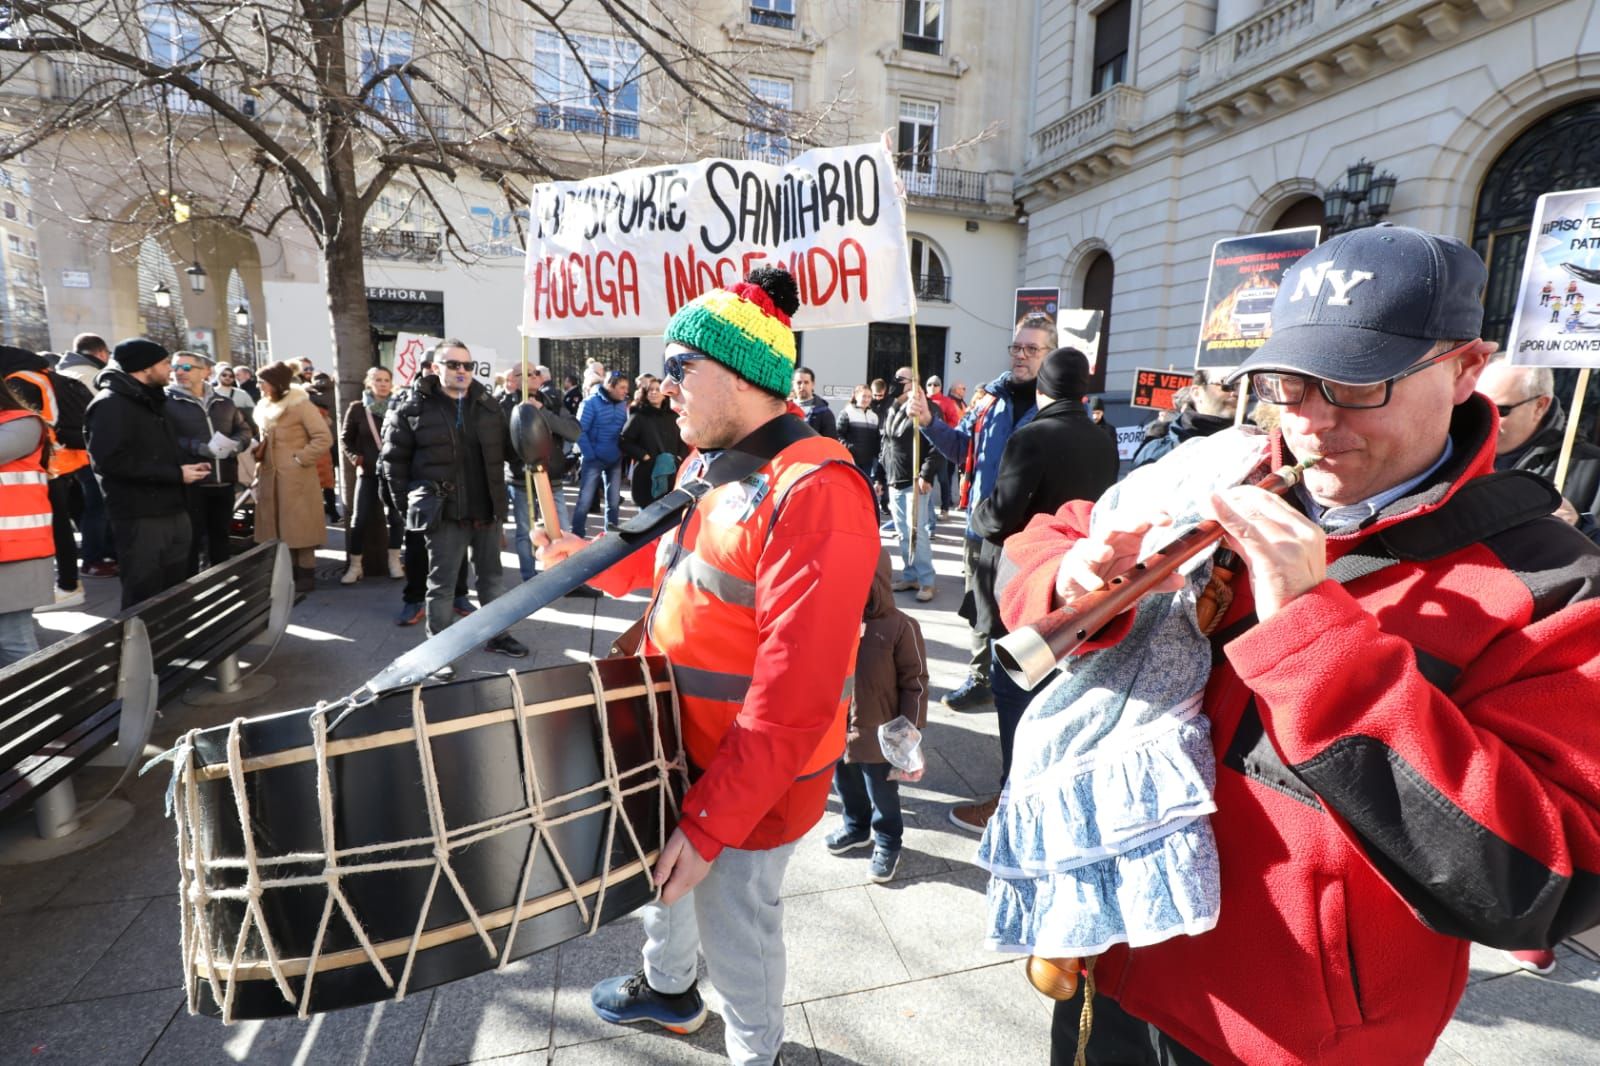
185 260 208 293
1345 158 1374 204
234 304 250 327
152 281 172 309
1323 163 1398 235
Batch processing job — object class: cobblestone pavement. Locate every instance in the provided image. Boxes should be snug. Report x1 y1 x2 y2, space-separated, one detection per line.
2 497 1596 1065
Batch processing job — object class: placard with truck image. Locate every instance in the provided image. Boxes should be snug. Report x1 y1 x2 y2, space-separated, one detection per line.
1195 226 1320 371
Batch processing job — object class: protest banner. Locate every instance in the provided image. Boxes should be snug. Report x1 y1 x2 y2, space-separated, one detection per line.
1114 423 1144 463
1506 187 1600 369
1195 226 1320 371
521 142 914 337
1058 308 1106 393
1506 187 1600 488
1131 368 1194 411
1014 287 1060 327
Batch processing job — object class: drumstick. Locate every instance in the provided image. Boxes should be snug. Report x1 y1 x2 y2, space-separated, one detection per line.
533 463 562 539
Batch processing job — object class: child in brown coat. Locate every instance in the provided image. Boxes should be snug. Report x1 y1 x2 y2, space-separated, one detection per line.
826 548 929 881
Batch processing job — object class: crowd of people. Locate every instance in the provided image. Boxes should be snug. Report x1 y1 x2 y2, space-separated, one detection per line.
4 230 1600 1066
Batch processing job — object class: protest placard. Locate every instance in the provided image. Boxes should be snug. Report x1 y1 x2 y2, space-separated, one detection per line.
521 142 914 338
1131 368 1194 410
1195 226 1320 371
1058 308 1106 393
1506 187 1600 369
392 333 495 389
1014 287 1059 327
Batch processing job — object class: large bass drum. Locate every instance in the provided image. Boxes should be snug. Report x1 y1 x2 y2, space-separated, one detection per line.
170 655 684 1021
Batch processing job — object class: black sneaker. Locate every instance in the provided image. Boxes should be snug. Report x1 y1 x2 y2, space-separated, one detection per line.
944 675 993 712
590 971 707 1034
869 845 900 882
485 634 528 658
824 825 872 854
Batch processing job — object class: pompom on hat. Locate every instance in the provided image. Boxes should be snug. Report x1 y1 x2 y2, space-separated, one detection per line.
663 272 798 396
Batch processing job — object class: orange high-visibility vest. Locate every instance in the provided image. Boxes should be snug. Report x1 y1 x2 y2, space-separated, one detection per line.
4 369 89 477
645 435 858 776
0 409 53 563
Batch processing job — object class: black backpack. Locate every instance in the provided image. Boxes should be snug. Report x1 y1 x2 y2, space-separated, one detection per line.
48 370 93 450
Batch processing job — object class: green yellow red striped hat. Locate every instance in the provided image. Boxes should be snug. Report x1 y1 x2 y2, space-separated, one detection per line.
662 281 796 396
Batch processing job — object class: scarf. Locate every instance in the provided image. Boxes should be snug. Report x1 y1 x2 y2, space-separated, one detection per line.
364 388 390 421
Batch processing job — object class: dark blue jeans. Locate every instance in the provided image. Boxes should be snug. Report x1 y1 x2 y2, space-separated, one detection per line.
570 457 621 536
833 760 903 850
992 645 1056 786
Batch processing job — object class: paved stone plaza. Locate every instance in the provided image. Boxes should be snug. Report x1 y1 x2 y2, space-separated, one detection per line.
2 506 1597 1065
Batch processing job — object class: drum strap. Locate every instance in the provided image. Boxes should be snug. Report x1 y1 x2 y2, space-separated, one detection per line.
340 414 818 717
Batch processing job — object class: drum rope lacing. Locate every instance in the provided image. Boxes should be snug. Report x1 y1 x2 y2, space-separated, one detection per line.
172 656 690 1022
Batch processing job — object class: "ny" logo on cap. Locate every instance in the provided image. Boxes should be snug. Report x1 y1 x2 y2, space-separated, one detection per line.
1290 262 1375 306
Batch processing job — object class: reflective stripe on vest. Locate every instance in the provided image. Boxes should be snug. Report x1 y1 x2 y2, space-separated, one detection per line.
649 434 866 777
0 410 52 563
3 370 84 476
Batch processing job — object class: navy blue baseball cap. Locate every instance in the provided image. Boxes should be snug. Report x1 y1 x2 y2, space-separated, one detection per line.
1230 224 1486 385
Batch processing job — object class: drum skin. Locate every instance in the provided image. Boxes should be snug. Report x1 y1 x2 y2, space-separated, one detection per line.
183 656 683 1019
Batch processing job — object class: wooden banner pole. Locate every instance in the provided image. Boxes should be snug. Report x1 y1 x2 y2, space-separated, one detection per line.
1554 366 1592 493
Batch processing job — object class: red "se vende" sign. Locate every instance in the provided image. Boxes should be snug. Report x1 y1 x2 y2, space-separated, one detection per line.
1131 368 1195 411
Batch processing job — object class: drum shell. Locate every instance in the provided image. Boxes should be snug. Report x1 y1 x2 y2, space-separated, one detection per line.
182 656 682 1019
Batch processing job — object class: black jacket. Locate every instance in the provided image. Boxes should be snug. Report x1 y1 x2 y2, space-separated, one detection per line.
382 377 512 524
620 403 688 506
1 346 93 450
837 405 880 469
85 367 188 518
881 399 944 488
501 389 579 484
341 398 387 472
794 396 837 438
1495 397 1600 535
164 386 252 487
967 399 1121 636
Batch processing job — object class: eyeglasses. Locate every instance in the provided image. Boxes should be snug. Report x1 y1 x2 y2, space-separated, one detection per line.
442 360 473 371
174 363 195 372
663 351 707 384
1007 344 1050 357
1494 396 1541 417
1250 342 1471 410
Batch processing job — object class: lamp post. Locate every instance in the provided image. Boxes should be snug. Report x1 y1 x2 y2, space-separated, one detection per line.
1322 158 1397 235
234 304 250 328
152 281 172 310
185 260 208 293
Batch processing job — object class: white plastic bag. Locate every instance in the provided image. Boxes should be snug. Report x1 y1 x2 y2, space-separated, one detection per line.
878 715 925 783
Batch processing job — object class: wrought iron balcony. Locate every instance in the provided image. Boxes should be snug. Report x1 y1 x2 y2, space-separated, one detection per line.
915 273 952 303
534 105 639 139
362 227 443 263
898 166 989 204
750 6 795 29
48 59 263 118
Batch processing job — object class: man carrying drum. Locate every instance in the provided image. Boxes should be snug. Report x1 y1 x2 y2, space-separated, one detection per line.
537 265 879 1066
997 225 1600 1064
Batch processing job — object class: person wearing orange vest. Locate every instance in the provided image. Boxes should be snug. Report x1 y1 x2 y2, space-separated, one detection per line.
0 377 53 666
537 267 879 1065
2 345 95 611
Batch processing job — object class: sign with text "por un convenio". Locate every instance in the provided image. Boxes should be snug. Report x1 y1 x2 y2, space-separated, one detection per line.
520 142 915 338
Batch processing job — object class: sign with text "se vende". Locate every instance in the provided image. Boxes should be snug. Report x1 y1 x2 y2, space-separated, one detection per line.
1131 368 1194 410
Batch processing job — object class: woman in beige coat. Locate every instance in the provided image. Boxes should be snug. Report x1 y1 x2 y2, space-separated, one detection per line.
253 361 332 592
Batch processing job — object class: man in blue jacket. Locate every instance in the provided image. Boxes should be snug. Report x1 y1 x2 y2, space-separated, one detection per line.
570 369 630 535
908 313 1052 832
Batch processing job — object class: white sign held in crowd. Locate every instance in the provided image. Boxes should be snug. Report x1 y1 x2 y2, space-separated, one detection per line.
1506 186 1600 368
392 333 496 389
521 142 915 338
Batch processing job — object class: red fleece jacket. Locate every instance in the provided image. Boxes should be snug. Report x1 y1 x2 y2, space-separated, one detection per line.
997 397 1600 1065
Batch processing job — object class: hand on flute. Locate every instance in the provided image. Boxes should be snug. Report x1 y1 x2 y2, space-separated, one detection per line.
1053 509 1185 607
1208 485 1326 622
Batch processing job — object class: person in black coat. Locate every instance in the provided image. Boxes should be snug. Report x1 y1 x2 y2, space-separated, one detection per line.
968 346 1120 790
84 339 212 609
619 380 686 507
382 344 524 661
339 365 405 583
164 350 252 574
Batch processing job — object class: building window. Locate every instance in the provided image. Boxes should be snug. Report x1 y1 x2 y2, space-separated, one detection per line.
359 28 417 130
534 30 643 139
902 0 943 55
745 77 793 164
2 203 13 220
143 4 205 110
910 235 951 302
897 100 938 194
750 0 795 29
1092 0 1131 94
6 235 20 255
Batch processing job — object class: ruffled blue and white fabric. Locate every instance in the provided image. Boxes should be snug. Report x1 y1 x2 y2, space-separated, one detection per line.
979 428 1270 958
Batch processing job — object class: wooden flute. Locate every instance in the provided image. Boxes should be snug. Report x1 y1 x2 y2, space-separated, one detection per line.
993 456 1319 689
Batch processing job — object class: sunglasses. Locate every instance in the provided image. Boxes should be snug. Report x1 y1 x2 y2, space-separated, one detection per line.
1494 396 1540 417
442 359 474 371
174 363 195 371
663 351 707 384
1251 342 1472 410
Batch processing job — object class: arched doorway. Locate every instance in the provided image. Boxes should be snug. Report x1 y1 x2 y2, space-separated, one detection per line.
1272 196 1324 232
1082 252 1114 393
1473 98 1600 440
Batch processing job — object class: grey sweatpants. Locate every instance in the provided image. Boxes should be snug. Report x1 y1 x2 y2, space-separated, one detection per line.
641 841 797 1066
423 519 503 636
